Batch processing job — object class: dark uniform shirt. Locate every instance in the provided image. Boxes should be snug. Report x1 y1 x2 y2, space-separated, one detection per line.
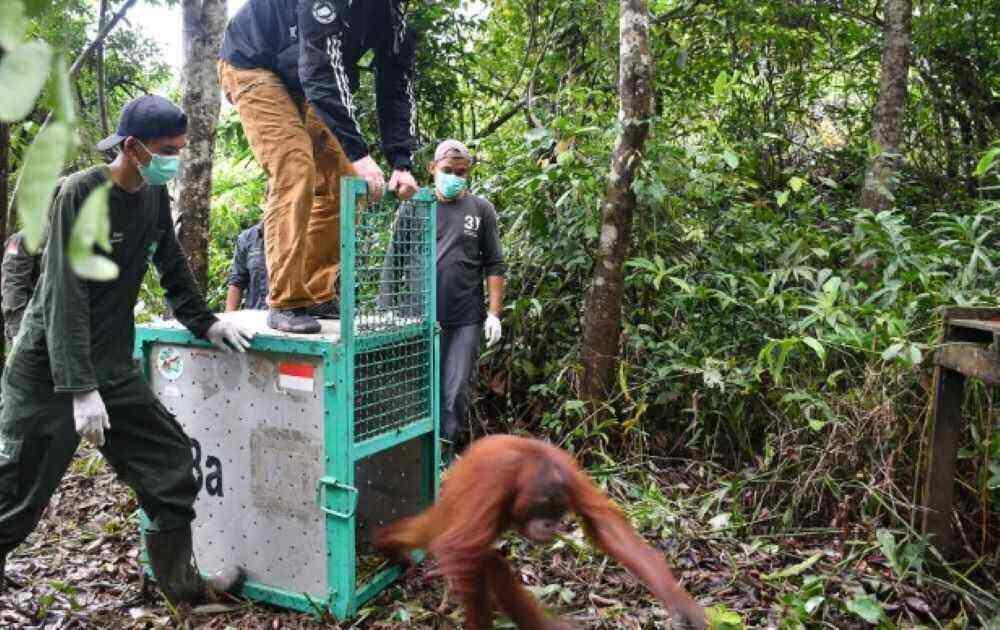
227 222 268 310
1 232 41 346
7 166 218 393
436 194 506 328
219 0 415 169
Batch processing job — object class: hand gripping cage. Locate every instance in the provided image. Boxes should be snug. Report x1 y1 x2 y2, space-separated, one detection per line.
135 178 439 618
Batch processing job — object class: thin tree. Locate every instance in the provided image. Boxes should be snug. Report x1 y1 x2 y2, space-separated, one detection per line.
860 0 912 212
176 0 227 289
96 0 110 137
578 0 653 403
0 122 9 355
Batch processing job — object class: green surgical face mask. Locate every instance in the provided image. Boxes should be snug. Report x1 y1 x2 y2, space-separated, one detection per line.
136 139 181 186
435 171 467 199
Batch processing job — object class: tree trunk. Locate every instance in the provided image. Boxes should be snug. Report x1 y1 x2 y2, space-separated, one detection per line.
176 0 227 290
578 0 653 403
0 122 9 357
860 0 912 212
97 0 110 137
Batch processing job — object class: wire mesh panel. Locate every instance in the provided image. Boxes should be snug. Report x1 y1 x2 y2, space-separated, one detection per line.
341 178 437 444
353 335 432 441
349 189 434 334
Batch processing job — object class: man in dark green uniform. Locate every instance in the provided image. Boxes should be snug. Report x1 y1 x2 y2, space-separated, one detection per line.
0 95 251 605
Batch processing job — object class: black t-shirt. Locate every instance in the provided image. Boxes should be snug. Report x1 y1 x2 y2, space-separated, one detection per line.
435 194 506 328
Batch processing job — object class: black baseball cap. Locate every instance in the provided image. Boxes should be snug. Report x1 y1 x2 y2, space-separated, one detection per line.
96 94 188 151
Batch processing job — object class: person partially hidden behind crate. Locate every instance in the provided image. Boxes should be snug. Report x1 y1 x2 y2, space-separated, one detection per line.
226 220 268 311
430 140 506 459
1 231 42 350
0 95 253 605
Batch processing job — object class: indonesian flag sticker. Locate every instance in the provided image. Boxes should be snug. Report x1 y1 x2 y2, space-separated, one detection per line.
278 362 316 392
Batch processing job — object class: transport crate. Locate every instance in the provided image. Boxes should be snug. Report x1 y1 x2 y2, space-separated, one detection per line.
134 178 439 618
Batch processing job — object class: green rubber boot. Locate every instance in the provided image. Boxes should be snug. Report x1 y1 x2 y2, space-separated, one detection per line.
145 527 245 605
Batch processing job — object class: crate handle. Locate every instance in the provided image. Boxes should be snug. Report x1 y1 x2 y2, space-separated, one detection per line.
316 476 358 519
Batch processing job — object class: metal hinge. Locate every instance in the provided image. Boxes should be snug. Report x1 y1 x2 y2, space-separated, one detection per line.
315 476 358 519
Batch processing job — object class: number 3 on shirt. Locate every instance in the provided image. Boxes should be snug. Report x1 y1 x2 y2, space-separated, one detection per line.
464 215 481 231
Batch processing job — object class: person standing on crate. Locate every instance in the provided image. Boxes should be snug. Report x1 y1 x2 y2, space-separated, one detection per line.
0 95 252 605
226 220 268 311
218 0 420 334
430 140 506 459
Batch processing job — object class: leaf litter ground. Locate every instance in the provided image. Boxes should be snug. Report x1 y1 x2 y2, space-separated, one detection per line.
0 446 989 629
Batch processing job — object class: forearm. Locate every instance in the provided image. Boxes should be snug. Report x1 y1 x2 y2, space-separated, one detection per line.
487 276 504 316
226 286 244 312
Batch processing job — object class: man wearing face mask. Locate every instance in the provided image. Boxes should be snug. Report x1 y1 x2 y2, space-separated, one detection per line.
429 140 505 456
0 95 249 604
219 0 419 334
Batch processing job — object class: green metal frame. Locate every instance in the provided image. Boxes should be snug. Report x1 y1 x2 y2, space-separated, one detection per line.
133 177 439 620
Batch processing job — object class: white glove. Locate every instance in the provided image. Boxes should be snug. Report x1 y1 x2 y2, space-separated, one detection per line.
206 320 254 353
74 390 110 447
484 313 502 347
352 155 386 201
388 169 418 200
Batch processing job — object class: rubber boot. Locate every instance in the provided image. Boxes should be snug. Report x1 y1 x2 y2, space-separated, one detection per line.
145 526 245 606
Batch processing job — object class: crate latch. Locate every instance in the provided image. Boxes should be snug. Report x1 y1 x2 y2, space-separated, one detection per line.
316 476 358 519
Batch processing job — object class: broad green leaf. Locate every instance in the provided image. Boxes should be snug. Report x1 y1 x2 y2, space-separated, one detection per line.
845 595 883 624
0 0 26 49
789 176 806 192
17 121 71 251
802 337 826 364
973 147 1000 177
776 190 789 207
668 276 693 293
876 528 898 573
713 70 730 100
51 54 76 125
524 126 550 142
0 41 53 122
764 552 822 580
705 605 744 629
69 183 119 281
70 254 119 281
723 149 739 169
988 463 1000 490
804 595 825 614
708 512 731 530
881 342 904 362
563 399 586 413
555 150 574 167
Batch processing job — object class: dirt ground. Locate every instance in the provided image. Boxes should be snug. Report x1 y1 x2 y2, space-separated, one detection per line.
0 447 990 629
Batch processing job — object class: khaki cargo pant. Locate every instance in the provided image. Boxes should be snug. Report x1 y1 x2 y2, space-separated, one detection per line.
219 61 355 310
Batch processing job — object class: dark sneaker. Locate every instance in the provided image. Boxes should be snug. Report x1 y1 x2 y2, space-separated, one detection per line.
306 299 340 319
267 308 321 334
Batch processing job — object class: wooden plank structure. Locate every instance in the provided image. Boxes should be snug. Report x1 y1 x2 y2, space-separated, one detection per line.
920 307 1000 554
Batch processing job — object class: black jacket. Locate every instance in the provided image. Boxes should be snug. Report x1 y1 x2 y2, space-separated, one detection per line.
220 0 415 170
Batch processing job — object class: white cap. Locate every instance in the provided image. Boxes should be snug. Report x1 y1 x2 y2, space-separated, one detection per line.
433 139 471 162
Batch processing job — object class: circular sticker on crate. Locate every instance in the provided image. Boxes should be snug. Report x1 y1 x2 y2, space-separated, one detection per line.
156 347 184 381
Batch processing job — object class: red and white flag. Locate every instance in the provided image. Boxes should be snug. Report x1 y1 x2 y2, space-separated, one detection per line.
278 362 316 392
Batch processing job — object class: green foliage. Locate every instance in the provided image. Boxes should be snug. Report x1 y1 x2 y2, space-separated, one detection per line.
3 0 116 280
69 182 117 280
16 121 70 249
